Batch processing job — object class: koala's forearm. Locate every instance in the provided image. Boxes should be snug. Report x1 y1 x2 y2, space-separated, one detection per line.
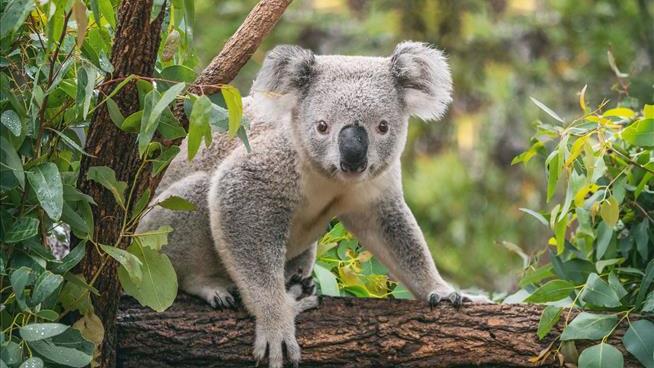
340 195 454 300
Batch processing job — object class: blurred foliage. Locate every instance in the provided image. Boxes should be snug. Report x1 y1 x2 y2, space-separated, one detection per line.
193 0 653 292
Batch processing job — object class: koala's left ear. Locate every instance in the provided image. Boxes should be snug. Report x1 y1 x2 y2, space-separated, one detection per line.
390 41 453 121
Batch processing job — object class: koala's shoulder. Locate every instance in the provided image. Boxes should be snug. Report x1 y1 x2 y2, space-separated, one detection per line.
213 130 301 204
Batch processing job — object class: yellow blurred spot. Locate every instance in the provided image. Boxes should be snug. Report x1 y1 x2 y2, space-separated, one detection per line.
456 113 479 152
312 0 346 12
509 0 537 14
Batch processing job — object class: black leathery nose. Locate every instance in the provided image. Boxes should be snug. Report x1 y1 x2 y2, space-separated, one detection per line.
338 124 368 172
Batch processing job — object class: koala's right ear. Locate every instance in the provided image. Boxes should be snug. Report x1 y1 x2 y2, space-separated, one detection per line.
250 45 315 120
252 45 315 96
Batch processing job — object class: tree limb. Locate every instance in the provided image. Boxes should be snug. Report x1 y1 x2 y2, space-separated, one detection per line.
116 294 641 367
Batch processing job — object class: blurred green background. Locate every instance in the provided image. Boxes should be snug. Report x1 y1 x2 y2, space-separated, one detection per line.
190 0 653 293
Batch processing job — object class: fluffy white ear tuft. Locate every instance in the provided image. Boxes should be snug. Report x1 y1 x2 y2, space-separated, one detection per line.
390 41 453 121
249 45 315 120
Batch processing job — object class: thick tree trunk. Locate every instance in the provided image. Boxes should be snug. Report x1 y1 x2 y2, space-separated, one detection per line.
76 1 292 367
76 1 165 366
116 295 640 367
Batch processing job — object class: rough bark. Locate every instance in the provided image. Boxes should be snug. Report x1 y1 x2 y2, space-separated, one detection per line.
76 1 165 366
116 294 640 367
76 1 292 367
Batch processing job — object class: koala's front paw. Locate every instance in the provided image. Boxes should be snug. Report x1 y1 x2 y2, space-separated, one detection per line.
286 273 316 301
428 291 463 308
253 323 300 368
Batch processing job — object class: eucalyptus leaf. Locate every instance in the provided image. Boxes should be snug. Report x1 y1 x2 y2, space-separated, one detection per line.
26 162 64 221
578 343 623 368
560 312 618 341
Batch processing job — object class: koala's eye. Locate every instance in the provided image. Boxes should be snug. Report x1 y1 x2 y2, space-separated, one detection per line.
377 120 389 134
316 120 329 134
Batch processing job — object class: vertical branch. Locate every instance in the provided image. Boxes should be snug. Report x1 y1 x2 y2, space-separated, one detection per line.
76 1 165 367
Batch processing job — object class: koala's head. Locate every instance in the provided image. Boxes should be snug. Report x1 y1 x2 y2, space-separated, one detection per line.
251 41 452 182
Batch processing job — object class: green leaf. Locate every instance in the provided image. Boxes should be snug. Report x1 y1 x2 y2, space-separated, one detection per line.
48 128 93 157
603 107 636 119
1 109 21 136
622 119 654 147
19 323 68 341
391 283 413 299
578 343 623 368
19 357 44 368
5 217 39 243
0 341 23 366
525 279 575 303
58 274 93 315
313 263 339 296
633 220 650 261
28 328 93 368
100 244 143 283
595 258 624 274
152 145 180 176
607 272 628 299
98 0 115 28
86 166 127 208
641 291 654 312
188 95 213 160
117 242 178 312
560 312 618 341
27 163 64 221
537 306 562 340
596 221 613 260
0 0 34 39
106 98 124 128
131 189 151 220
0 136 25 190
150 0 165 21
160 65 196 83
132 225 173 250
138 83 185 156
36 310 59 322
121 110 143 132
580 273 621 308
11 266 33 307
157 195 197 211
622 320 654 368
599 196 619 228
637 260 654 306
519 265 554 287
52 242 87 274
31 271 64 305
222 85 243 136
77 64 97 120
546 151 560 202
530 96 565 123
519 208 548 226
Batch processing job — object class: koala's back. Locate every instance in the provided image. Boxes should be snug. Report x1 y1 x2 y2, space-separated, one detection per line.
156 97 274 196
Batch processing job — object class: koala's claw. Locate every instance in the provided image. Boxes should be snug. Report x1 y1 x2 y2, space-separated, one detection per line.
428 292 441 308
253 329 300 368
429 291 463 308
208 290 237 310
448 291 463 308
286 272 316 300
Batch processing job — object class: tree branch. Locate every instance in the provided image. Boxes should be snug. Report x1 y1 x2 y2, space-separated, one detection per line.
116 295 641 367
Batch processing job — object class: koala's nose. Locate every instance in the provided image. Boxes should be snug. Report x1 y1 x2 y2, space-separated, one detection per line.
338 124 368 173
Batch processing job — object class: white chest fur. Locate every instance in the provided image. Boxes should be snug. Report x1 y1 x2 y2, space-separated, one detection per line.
286 163 395 259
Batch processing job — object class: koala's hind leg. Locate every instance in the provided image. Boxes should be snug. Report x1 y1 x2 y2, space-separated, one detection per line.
285 242 317 280
182 274 236 309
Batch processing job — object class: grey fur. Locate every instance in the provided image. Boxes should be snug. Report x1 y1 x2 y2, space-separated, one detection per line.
138 41 464 368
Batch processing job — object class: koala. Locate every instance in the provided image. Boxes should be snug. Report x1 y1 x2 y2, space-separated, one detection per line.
138 41 464 368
